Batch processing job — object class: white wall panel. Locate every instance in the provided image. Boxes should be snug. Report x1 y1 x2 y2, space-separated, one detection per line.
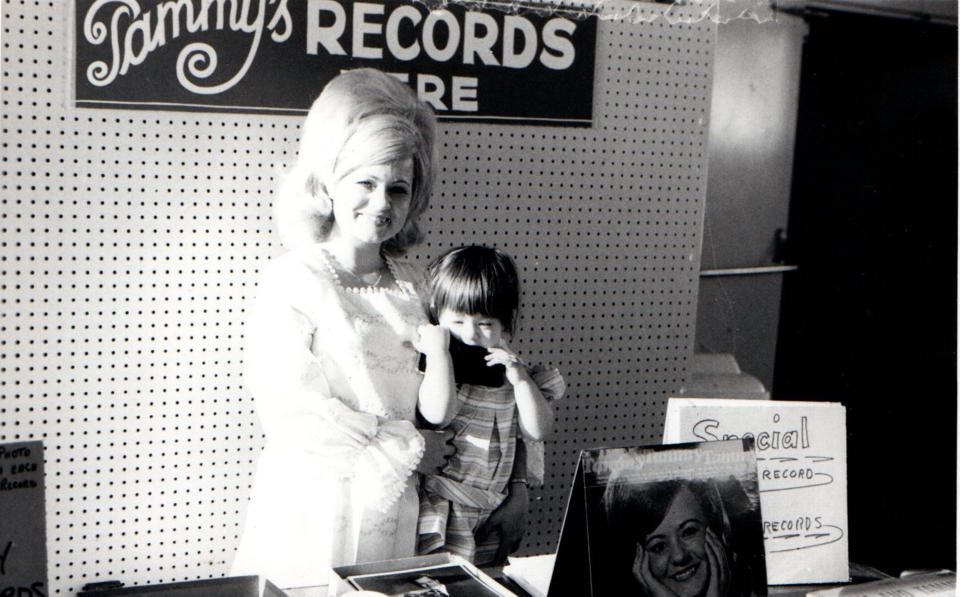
1 1 714 593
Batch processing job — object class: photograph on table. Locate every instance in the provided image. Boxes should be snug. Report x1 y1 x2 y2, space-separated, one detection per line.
346 561 515 597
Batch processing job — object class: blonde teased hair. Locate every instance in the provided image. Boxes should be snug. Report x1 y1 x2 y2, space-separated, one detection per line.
275 69 437 254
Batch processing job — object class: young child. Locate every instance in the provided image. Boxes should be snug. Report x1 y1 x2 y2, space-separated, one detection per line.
416 245 565 564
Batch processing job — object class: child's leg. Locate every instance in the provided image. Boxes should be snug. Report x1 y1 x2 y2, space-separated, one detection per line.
472 508 501 567
418 495 484 563
417 490 450 555
442 503 483 562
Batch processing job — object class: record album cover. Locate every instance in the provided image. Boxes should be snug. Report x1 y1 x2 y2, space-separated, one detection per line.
549 439 767 597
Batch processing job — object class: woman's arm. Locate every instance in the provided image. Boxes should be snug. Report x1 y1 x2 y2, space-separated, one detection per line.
416 324 459 427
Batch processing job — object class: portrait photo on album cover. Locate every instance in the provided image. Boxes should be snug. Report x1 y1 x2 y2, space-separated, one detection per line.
582 441 768 597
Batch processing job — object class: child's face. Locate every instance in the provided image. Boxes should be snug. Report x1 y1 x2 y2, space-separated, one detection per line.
437 308 505 349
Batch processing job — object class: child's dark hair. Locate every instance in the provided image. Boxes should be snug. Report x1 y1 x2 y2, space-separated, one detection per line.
426 245 520 335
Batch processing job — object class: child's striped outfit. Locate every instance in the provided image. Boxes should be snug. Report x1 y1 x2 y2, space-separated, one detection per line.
418 365 565 564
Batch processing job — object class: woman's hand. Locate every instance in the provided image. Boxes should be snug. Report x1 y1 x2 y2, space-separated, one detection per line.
485 341 528 386
632 544 679 597
476 481 528 564
416 324 450 357
416 429 454 475
704 527 730 597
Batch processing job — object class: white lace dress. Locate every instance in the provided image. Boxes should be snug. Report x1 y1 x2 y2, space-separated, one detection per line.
231 245 428 588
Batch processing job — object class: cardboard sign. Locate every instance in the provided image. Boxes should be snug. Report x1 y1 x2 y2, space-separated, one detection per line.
548 439 768 597
663 398 849 584
74 0 598 125
0 440 47 597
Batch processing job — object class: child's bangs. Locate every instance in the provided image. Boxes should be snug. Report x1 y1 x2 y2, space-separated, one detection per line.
427 245 520 332
436 275 501 320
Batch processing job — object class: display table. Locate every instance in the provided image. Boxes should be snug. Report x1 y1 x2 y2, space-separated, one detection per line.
278 561 900 597
283 587 325 597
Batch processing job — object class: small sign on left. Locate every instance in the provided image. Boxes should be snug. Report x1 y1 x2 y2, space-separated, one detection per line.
0 440 47 597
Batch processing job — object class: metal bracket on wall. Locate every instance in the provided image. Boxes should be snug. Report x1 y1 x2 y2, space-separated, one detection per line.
699 265 799 277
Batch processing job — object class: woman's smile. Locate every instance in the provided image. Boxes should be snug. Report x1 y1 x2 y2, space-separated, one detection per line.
358 211 392 227
671 561 700 582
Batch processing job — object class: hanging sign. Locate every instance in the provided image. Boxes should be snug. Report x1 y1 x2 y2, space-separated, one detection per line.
74 0 598 126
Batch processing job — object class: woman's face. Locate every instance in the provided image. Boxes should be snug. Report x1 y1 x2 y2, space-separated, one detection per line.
640 485 710 597
328 157 414 248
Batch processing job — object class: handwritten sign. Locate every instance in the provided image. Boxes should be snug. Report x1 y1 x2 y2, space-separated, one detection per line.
0 440 47 597
663 398 848 585
74 0 598 126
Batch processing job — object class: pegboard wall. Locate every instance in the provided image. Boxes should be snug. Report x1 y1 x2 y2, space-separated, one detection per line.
0 1 714 594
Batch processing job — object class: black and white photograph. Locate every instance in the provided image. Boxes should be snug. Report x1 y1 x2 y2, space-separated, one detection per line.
347 562 516 597
0 1 955 596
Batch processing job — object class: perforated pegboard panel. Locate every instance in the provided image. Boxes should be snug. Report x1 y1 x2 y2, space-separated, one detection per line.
0 1 713 594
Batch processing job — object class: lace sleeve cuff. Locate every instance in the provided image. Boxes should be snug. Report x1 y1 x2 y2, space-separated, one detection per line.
352 419 425 512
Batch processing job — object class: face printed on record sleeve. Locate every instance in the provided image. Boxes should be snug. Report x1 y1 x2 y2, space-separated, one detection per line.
640 485 710 597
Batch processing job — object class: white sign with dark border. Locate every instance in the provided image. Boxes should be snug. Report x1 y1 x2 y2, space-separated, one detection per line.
75 0 598 126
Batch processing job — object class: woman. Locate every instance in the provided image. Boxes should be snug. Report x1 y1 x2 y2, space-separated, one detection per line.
231 68 444 587
600 478 764 597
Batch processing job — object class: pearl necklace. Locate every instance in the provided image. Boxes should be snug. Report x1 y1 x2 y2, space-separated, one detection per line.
345 267 383 287
324 249 386 288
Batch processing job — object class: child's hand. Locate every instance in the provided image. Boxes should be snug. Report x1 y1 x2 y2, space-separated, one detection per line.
485 341 529 386
416 324 450 357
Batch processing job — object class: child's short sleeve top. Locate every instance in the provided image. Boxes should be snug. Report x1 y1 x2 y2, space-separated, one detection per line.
434 365 565 504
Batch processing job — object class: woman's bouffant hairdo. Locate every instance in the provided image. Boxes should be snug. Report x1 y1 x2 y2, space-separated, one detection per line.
275 68 437 254
426 245 521 335
601 479 726 544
